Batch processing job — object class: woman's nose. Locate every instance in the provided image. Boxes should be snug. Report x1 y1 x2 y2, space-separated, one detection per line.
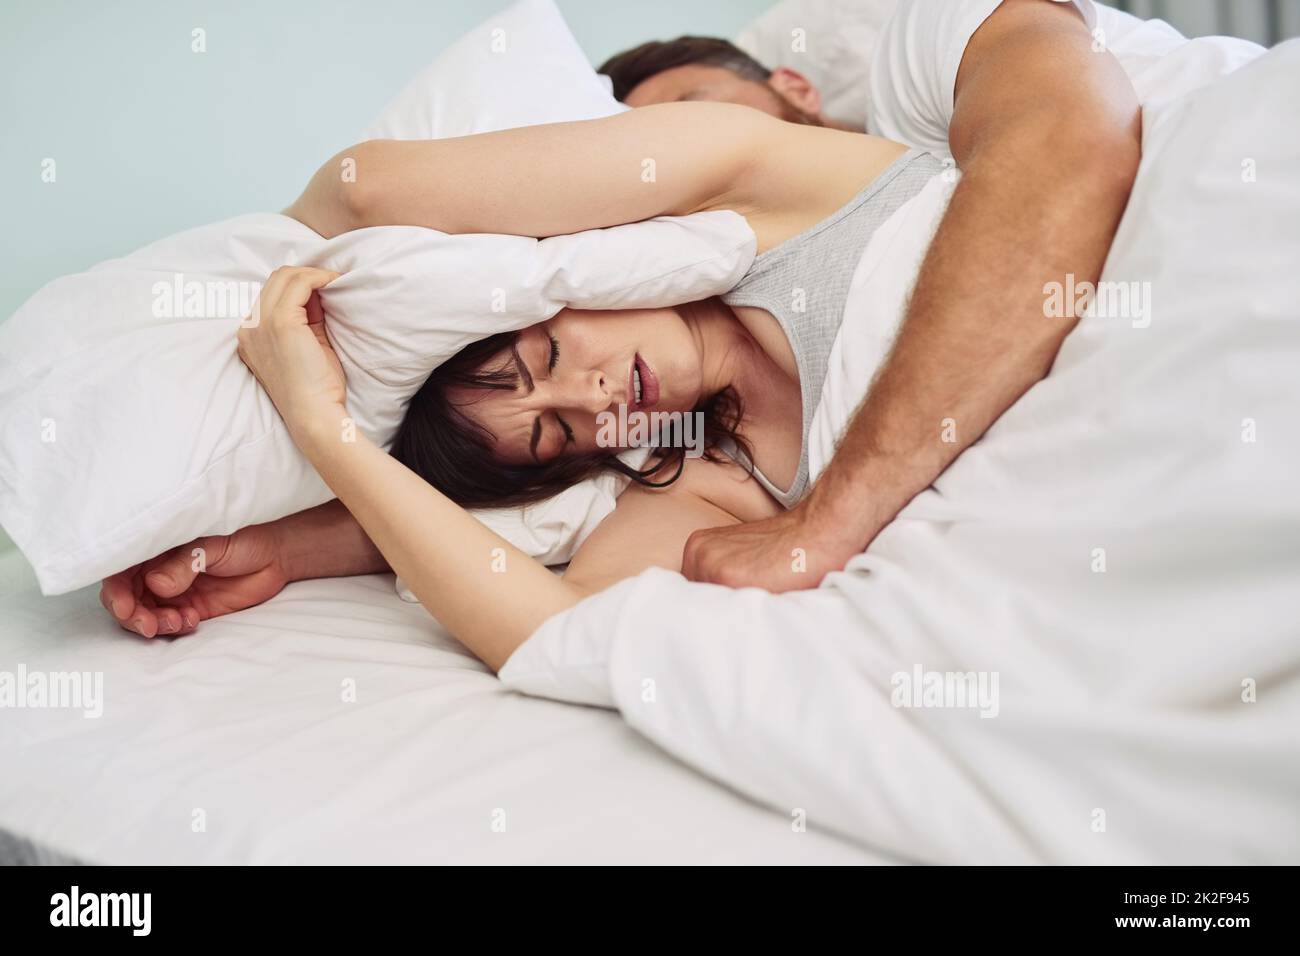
552 368 610 414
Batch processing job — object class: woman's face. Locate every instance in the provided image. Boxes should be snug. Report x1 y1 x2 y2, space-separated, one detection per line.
452 307 705 465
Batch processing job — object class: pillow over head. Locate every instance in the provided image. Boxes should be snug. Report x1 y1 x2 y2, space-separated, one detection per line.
0 0 756 594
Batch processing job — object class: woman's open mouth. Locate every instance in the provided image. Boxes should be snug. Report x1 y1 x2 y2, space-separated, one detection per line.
630 353 660 411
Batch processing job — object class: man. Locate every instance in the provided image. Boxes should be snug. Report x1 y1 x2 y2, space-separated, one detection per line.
603 0 1144 593
600 35 857 129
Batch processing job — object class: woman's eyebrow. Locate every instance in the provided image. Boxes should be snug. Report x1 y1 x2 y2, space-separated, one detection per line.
510 341 535 394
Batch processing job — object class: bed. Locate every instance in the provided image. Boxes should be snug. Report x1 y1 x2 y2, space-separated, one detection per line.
4 3 1297 867
0 546 886 864
0 0 890 867
497 35 1300 864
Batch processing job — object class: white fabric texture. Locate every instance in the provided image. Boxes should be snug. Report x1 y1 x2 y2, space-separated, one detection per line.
736 1 1183 137
734 0 902 129
865 0 1255 155
362 0 618 140
0 0 757 594
501 39 1300 863
0 550 881 864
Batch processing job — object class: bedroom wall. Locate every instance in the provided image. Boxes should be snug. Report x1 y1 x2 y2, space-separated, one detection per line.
0 0 774 327
1114 0 1300 46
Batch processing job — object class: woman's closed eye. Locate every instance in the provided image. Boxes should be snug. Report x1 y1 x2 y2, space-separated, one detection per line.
545 330 574 450
533 410 573 463
547 330 561 372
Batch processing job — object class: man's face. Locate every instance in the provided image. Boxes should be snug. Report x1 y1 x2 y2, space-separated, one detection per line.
622 64 821 125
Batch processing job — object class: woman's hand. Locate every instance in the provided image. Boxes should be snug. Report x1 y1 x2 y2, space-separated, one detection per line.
237 266 346 438
100 524 289 638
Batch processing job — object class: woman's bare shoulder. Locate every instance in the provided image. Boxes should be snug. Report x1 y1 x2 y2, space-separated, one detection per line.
562 455 780 594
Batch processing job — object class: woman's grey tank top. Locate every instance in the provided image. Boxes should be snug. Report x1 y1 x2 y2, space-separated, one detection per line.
720 147 942 508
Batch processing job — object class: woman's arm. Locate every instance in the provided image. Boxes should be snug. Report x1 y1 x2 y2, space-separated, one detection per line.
237 266 597 670
297 434 777 666
287 101 774 241
235 268 788 670
296 414 592 671
286 101 899 251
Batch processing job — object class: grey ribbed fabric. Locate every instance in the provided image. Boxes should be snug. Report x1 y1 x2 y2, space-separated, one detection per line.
721 148 943 508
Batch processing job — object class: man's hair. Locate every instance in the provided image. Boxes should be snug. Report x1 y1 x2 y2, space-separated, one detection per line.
598 36 771 102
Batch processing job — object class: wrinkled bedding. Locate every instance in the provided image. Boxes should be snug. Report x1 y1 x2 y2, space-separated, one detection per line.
500 39 1300 864
0 548 881 864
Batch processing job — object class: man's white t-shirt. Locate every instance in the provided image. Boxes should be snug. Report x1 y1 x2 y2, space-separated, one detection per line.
868 0 1189 156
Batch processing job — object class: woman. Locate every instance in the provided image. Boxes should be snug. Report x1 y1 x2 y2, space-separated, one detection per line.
100 102 941 670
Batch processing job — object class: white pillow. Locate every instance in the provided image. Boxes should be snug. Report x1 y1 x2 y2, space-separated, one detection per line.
361 0 750 573
0 0 756 595
363 0 619 140
734 0 900 130
364 0 743 592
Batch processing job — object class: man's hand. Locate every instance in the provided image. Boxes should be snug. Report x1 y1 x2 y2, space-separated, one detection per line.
100 501 392 638
100 524 288 638
681 503 862 591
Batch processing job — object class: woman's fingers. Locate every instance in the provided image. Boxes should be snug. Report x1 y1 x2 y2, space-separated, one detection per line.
238 264 350 420
246 266 338 329
256 264 298 305
305 289 324 325
279 269 341 316
257 266 339 321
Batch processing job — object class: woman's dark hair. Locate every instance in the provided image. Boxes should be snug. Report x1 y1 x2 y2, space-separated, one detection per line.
390 328 752 509
598 36 772 102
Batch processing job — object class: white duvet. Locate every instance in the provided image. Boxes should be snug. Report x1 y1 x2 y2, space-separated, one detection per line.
501 39 1300 863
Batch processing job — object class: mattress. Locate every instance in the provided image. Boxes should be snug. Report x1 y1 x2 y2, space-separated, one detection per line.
0 546 884 865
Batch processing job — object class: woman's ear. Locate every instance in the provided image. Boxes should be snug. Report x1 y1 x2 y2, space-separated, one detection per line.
767 67 823 116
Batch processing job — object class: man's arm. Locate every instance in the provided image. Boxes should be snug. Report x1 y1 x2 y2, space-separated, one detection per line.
682 0 1141 589
101 499 390 638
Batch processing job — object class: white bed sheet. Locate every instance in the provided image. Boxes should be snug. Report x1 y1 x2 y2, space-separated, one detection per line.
0 548 883 865
501 39 1300 864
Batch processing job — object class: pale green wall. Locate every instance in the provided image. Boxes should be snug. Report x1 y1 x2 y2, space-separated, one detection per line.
0 0 775 324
